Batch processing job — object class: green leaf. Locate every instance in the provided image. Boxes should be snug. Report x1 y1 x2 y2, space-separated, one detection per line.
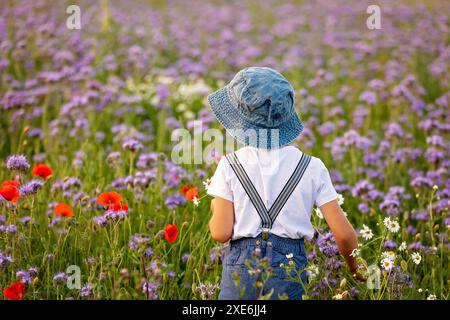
401 260 408 272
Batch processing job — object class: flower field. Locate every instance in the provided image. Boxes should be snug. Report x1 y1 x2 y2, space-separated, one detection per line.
0 0 449 300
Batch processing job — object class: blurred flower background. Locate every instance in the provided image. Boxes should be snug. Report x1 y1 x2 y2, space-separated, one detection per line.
0 0 449 300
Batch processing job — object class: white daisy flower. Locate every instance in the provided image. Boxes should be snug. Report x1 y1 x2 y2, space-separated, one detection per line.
150 96 160 105
337 194 345 206
314 207 323 219
381 251 396 261
427 294 437 300
333 293 344 300
333 291 348 300
398 241 407 251
350 248 360 258
156 75 175 85
360 224 374 241
176 103 187 112
306 265 319 281
383 217 400 233
411 252 421 265
193 196 200 207
381 258 394 271
202 178 211 191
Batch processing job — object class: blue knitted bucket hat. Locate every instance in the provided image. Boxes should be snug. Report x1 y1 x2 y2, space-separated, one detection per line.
207 67 303 149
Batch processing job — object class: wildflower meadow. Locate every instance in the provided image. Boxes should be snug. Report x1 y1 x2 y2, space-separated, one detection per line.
0 0 449 300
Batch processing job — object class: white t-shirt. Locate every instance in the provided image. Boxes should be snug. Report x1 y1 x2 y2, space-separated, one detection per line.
207 146 338 240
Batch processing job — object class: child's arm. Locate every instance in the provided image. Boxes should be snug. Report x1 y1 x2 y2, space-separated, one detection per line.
209 197 234 243
320 199 365 280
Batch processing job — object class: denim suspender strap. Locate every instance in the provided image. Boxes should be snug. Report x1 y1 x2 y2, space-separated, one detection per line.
225 152 311 240
226 153 272 229
268 153 311 222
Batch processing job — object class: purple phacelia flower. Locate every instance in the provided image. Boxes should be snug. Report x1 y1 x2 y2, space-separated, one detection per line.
81 284 94 297
16 270 33 284
164 193 187 209
0 224 17 234
93 215 108 226
142 281 158 300
0 251 13 268
181 253 191 263
359 91 377 105
317 232 339 257
62 177 82 191
28 267 38 276
128 234 151 250
6 154 30 171
144 247 153 257
384 239 397 249
20 179 44 196
53 272 68 285
122 138 143 152
20 216 32 224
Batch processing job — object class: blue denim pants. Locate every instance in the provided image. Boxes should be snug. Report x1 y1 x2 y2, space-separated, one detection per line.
219 233 308 300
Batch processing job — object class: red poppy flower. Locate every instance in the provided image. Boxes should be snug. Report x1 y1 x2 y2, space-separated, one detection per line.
54 203 74 217
164 224 179 243
97 192 123 206
180 185 191 196
3 282 25 300
32 164 53 180
2 180 20 187
184 187 198 202
108 203 129 212
0 183 20 202
180 185 198 201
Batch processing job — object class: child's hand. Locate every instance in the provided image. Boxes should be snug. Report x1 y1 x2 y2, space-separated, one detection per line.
350 261 368 282
351 271 367 282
